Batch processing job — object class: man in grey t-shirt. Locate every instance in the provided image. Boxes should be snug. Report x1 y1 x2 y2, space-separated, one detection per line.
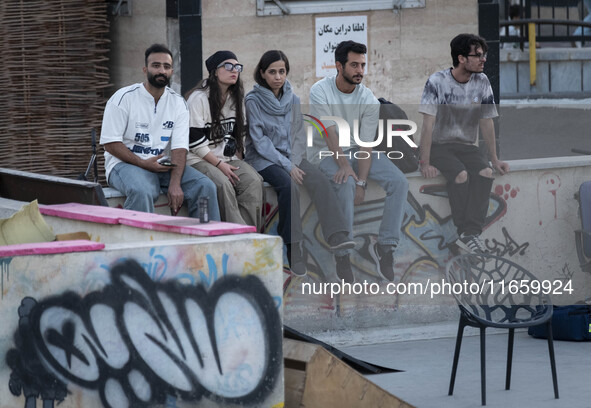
419 33 509 254
310 41 409 283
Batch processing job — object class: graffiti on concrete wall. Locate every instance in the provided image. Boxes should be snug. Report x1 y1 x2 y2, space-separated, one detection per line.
262 181 534 313
6 259 282 408
271 184 513 284
484 227 529 257
1 257 11 299
557 262 574 283
537 172 562 225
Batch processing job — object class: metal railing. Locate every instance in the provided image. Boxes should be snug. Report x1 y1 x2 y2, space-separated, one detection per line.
500 0 591 46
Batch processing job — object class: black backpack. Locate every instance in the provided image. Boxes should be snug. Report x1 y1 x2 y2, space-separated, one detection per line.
375 98 419 173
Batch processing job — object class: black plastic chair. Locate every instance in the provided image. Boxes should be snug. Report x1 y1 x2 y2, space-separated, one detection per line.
445 253 559 405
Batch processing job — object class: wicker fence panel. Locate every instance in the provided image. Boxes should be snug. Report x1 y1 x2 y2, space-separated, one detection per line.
0 0 110 184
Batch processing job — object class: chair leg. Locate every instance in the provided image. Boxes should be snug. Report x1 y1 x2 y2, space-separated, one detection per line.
449 317 466 396
506 328 515 390
480 326 487 406
546 320 559 399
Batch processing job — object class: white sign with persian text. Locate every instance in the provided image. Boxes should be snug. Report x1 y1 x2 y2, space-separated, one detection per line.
315 15 368 78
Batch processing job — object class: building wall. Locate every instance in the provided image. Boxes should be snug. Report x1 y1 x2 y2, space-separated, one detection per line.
202 0 477 104
108 0 168 92
108 0 478 103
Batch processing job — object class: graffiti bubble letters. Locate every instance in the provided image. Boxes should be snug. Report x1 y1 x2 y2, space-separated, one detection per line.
6 259 281 408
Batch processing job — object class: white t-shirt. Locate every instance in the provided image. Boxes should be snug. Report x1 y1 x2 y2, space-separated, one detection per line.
185 88 239 166
308 75 379 164
99 83 189 181
419 68 498 144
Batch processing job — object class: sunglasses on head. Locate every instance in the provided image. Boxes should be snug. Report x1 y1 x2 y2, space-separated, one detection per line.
217 62 243 73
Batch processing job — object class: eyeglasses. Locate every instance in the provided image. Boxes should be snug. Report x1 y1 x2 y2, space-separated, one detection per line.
217 62 244 73
223 136 237 157
466 52 488 60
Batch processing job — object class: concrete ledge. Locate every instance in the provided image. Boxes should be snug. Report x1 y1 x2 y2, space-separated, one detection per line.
310 320 516 348
501 47 591 62
500 47 591 97
405 155 591 179
103 155 591 196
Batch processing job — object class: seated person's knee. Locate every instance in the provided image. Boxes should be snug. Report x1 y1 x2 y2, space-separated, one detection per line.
127 183 160 201
343 177 357 196
219 177 234 193
479 167 493 178
454 170 468 184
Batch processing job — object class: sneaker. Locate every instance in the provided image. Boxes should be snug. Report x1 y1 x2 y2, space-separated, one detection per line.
456 233 487 254
335 254 354 283
369 243 396 282
287 243 307 277
327 231 356 251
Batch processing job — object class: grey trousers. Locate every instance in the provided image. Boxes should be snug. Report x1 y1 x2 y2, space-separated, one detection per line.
192 159 264 230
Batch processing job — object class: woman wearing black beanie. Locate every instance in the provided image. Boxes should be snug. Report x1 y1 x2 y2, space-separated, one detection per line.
184 51 263 230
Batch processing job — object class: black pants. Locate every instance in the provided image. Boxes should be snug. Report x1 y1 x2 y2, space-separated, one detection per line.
259 160 349 245
431 143 494 236
259 164 303 245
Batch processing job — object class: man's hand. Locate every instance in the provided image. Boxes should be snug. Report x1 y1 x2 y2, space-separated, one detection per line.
492 159 510 176
104 143 172 173
333 161 358 184
145 155 173 173
290 166 306 185
354 186 365 206
167 183 184 215
217 161 240 186
421 163 439 178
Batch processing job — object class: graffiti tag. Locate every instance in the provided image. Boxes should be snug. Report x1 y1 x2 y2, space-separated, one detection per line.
6 259 281 408
485 227 529 257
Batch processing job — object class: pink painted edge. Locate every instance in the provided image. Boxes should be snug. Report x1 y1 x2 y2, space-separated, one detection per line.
0 240 105 257
39 204 120 224
118 218 256 236
194 223 257 234
39 203 256 236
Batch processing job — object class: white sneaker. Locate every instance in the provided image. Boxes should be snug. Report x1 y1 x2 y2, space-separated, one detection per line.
456 233 487 254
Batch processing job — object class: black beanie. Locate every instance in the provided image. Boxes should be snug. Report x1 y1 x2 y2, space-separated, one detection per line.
205 50 237 73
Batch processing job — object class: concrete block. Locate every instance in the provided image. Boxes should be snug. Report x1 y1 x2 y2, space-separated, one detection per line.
583 61 591 91
517 61 550 94
500 62 518 94
551 61 582 92
0 221 284 408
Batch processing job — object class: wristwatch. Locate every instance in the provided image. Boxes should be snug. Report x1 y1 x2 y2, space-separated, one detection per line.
355 180 367 189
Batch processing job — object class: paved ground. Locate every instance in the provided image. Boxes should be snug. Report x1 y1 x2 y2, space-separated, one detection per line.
498 101 591 160
342 330 591 408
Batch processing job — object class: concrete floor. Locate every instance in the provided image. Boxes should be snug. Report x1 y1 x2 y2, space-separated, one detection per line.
498 101 591 160
342 330 591 408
